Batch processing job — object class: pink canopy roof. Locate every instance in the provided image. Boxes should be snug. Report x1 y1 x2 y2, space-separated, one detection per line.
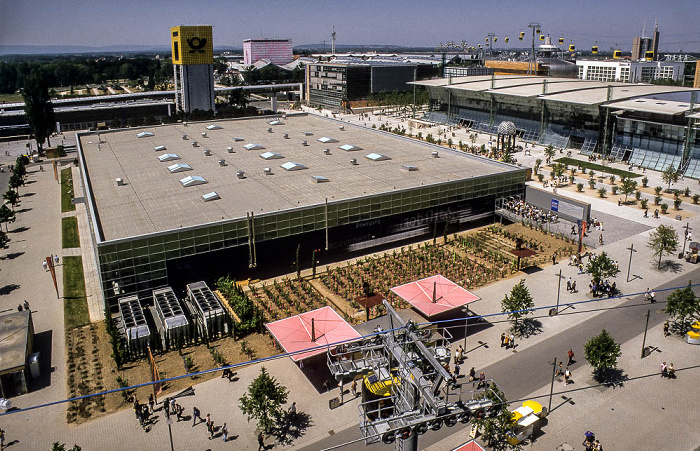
390 274 480 318
452 440 486 451
265 306 361 362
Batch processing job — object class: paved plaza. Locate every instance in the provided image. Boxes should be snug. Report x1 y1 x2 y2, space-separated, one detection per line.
0 110 699 450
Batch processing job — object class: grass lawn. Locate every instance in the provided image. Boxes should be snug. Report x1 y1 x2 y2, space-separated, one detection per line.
0 93 23 103
61 168 75 212
63 256 90 330
555 157 640 179
62 216 80 248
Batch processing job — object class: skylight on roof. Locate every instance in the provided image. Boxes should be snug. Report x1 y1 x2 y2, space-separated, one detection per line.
243 143 265 150
179 175 207 187
340 144 362 151
206 124 222 130
154 145 167 152
317 137 338 143
158 153 180 162
268 119 284 125
311 175 329 183
365 153 391 161
281 162 307 171
136 131 154 138
260 152 284 160
168 163 192 173
402 164 419 171
202 191 220 202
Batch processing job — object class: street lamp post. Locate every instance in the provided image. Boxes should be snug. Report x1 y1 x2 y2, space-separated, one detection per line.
626 244 637 282
166 417 174 451
463 307 469 350
548 357 558 413
555 270 563 314
682 222 691 257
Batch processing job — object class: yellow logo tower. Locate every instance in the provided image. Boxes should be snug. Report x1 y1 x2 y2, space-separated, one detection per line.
170 25 215 113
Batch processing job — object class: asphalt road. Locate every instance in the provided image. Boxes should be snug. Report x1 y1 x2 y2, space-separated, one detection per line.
302 267 699 451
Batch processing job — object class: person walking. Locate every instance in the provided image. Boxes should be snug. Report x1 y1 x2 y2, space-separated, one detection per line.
566 278 572 293
222 423 228 442
148 394 155 413
503 334 509 349
175 402 183 422
23 300 30 311
564 367 571 385
258 432 265 451
660 362 668 377
650 289 656 303
557 361 564 376
351 379 357 397
509 333 515 349
192 406 201 426
664 321 670 337
567 348 575 365
477 371 486 389
500 333 506 347
288 402 297 421
208 420 215 440
1 428 6 450
206 413 211 431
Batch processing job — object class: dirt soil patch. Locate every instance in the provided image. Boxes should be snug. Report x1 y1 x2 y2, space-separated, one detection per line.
65 322 280 426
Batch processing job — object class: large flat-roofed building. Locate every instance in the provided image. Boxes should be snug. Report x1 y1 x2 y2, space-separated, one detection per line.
243 38 293 65
576 59 686 83
77 113 526 310
305 61 417 111
413 75 700 174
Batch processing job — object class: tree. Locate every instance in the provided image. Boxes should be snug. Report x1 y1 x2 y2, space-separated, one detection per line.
664 282 700 330
543 145 556 163
647 224 679 269
501 280 534 333
0 204 16 232
584 329 621 380
239 366 289 433
586 251 620 285
22 73 56 153
619 177 637 204
0 229 9 249
474 387 521 451
3 189 19 210
661 165 679 191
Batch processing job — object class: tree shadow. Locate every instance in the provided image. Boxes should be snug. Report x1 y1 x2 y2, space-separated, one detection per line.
0 284 20 295
594 368 628 388
658 260 683 273
10 226 30 233
16 208 32 213
272 411 312 445
519 318 543 338
22 192 36 197
0 252 24 260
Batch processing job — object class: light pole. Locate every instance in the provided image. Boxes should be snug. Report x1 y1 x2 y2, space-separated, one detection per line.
682 222 691 257
166 417 174 451
626 244 637 282
548 357 557 413
555 270 563 314
640 309 651 359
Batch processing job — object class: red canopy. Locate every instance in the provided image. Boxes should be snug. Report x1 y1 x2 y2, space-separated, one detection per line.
390 274 480 318
452 440 486 451
265 306 361 362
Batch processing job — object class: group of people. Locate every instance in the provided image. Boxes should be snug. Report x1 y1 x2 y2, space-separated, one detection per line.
566 277 577 293
500 332 516 349
589 280 617 297
644 288 657 303
502 198 559 224
660 362 676 379
555 349 576 384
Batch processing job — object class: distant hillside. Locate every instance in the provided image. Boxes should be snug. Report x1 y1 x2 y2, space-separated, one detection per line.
0 44 241 56
294 43 435 53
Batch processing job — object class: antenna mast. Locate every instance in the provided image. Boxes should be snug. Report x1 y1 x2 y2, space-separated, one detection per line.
331 26 336 54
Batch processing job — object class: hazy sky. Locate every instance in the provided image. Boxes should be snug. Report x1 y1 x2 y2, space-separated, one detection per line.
1 0 699 52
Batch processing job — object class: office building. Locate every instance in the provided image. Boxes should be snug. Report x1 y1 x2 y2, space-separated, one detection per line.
576 60 685 83
243 39 294 65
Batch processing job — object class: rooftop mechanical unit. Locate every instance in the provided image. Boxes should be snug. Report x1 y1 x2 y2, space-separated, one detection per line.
185 281 228 339
152 287 190 350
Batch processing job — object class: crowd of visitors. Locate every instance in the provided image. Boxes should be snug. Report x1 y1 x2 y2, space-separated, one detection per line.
502 198 559 224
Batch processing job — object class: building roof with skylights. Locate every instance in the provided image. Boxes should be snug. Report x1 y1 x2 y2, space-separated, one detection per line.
78 113 521 242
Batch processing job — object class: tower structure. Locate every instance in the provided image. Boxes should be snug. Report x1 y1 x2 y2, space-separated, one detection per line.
651 19 660 61
331 26 336 54
171 25 215 114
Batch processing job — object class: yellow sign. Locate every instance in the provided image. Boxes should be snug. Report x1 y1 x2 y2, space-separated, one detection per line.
170 25 213 65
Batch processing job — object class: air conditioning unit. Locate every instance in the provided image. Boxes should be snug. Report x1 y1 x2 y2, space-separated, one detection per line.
283 133 289 139
236 171 245 179
302 140 308 146
182 134 188 140
218 159 226 166
116 178 124 186
227 147 234 153
339 125 345 130
204 149 212 156
324 148 331 155
201 132 207 138
192 141 199 147
264 167 273 175
350 158 358 165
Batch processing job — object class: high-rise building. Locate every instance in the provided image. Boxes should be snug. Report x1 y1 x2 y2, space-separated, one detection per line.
632 20 660 61
171 25 216 113
243 39 293 65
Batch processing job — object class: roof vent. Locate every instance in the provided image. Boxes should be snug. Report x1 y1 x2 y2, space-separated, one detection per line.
202 191 220 202
206 124 222 130
116 178 124 186
233 137 244 142
204 149 212 156
218 159 226 166
339 125 345 130
182 134 189 140
402 164 419 171
303 131 313 136
154 145 167 152
302 140 308 146
201 132 208 138
183 122 188 126
283 133 289 139
432 151 439 158
350 158 358 165
136 131 154 138
227 147 234 153
264 167 273 175
192 141 199 147
268 127 273 133
236 171 246 179
323 148 331 155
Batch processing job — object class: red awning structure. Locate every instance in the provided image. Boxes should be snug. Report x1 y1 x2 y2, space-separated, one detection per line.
390 274 480 318
451 440 487 451
265 306 362 362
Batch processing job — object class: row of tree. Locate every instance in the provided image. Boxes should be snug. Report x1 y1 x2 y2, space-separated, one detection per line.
0 58 173 94
0 155 29 248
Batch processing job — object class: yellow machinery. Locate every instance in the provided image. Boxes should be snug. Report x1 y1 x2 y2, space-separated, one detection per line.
613 49 622 59
507 400 547 445
592 46 599 54
361 369 401 421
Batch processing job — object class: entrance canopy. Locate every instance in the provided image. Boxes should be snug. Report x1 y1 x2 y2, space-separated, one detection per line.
452 440 486 451
390 274 480 318
265 306 361 362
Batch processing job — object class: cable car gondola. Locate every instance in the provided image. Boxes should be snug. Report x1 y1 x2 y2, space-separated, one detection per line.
569 44 576 52
519 31 525 40
613 49 622 59
535 27 541 34
591 46 599 54
493 36 497 42
558 37 564 45
645 51 654 61
504 37 509 43
539 34 545 41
